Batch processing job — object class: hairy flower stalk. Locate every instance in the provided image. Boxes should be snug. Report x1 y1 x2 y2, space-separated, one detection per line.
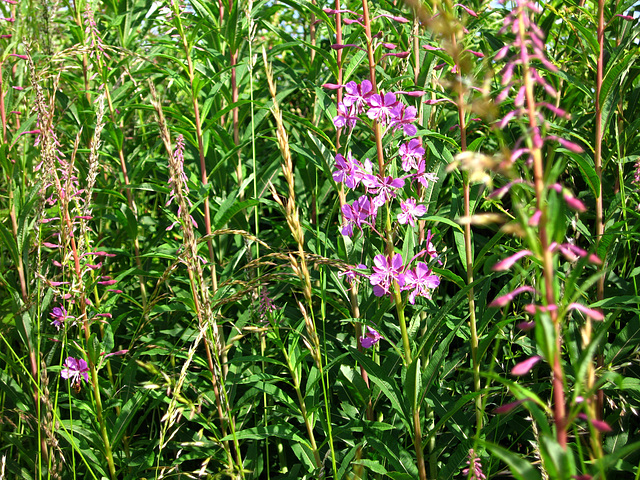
27 50 119 479
446 6 483 432
170 0 220 301
494 0 584 449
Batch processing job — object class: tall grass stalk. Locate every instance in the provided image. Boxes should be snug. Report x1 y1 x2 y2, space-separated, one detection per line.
264 48 338 478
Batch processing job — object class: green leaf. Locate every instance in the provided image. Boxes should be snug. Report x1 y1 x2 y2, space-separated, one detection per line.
349 348 409 428
481 440 542 480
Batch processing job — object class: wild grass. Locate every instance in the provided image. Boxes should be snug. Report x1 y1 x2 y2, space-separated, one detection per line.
1 0 640 479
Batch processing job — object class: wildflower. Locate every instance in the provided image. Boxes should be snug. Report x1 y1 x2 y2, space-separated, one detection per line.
364 174 405 209
398 198 426 227
60 357 90 386
389 104 418 136
258 287 278 320
343 80 373 113
366 92 398 124
333 102 358 129
413 159 438 189
369 253 404 297
360 326 382 348
333 152 360 189
402 262 440 304
399 139 425 172
341 196 376 237
462 449 486 480
50 305 74 330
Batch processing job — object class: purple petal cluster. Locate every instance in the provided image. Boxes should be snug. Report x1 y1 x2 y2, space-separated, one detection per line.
60 357 90 386
369 253 404 297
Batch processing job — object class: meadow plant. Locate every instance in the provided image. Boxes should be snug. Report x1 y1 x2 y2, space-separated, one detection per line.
1 0 640 479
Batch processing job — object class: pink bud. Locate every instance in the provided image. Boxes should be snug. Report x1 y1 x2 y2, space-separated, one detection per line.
322 83 343 90
466 49 484 58
529 209 542 226
568 303 604 321
455 3 477 17
9 53 27 59
489 286 536 308
511 356 541 375
494 399 526 414
578 413 612 432
493 250 532 271
615 14 634 20
516 321 536 331
564 193 587 212
98 280 118 286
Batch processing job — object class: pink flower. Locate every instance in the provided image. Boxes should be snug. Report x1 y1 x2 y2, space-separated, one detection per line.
60 357 90 386
333 102 358 129
402 262 440 304
343 80 373 112
398 198 426 227
366 92 398 124
360 326 382 348
399 139 424 172
50 306 74 330
369 253 404 297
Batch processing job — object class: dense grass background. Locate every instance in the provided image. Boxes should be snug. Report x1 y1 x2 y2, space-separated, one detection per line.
1 0 640 478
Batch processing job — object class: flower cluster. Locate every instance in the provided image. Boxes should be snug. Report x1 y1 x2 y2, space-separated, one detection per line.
327 80 441 304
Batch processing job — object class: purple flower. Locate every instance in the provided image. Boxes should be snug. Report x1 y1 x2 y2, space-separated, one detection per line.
360 326 382 348
397 198 426 227
413 159 438 189
333 102 358 129
399 139 425 172
369 253 404 297
343 80 373 113
389 104 418 136
365 175 405 209
341 196 376 236
462 449 486 480
402 262 440 304
60 357 90 386
366 92 398 124
50 305 74 330
338 264 368 284
333 152 360 188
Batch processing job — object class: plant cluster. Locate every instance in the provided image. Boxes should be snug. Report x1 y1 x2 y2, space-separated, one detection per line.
1 0 639 479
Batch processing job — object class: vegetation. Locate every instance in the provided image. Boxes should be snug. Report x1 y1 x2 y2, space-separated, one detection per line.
1 0 639 478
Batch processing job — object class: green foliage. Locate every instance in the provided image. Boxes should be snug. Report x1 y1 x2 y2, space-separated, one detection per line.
0 0 639 479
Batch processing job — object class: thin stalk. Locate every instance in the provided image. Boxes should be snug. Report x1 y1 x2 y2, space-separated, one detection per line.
173 1 220 297
594 0 605 421
518 11 566 448
361 2 424 478
282 344 322 469
450 31 482 431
